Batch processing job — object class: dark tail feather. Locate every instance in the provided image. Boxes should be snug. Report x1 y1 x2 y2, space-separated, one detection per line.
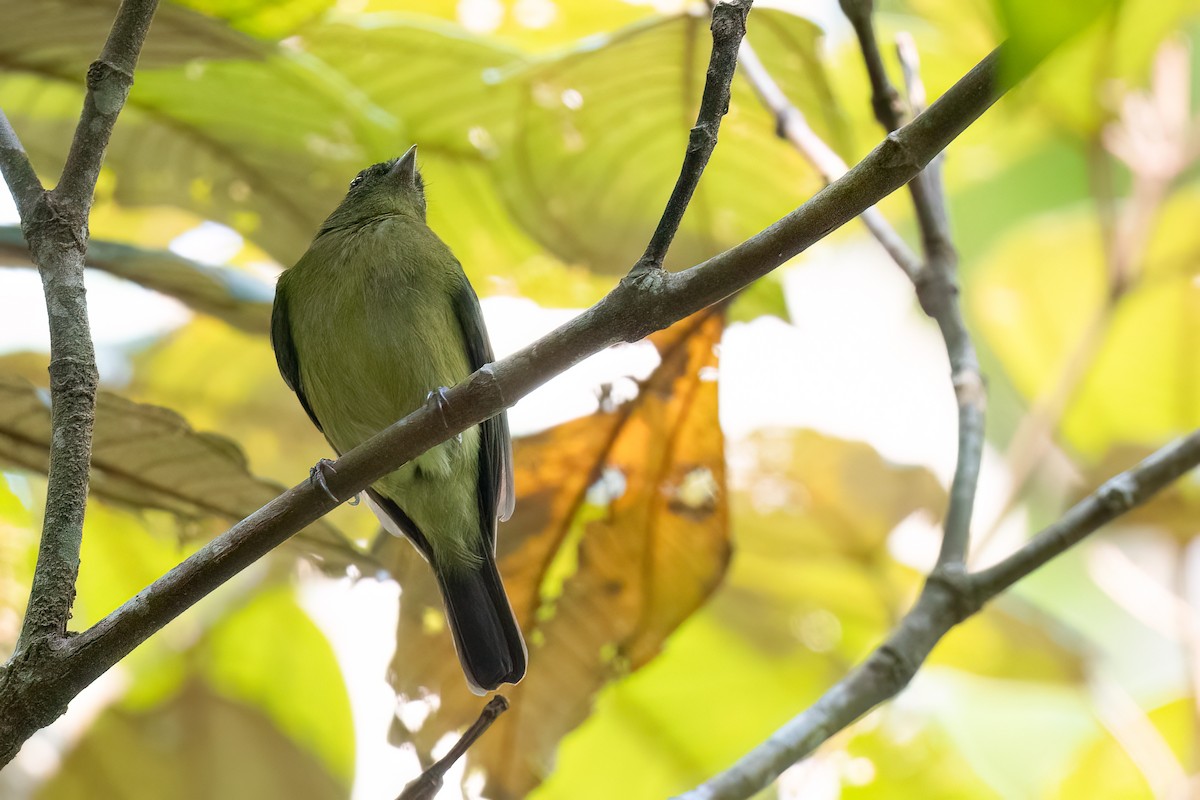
435 551 527 695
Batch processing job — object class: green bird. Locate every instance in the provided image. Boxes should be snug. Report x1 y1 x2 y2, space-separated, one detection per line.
271 145 526 694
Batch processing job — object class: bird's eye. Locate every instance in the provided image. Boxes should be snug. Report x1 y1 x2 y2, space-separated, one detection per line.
349 174 365 190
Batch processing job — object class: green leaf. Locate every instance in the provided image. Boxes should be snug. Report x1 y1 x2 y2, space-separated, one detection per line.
1 56 385 267
922 673 1099 798
726 274 790 324
717 429 946 660
0 226 273 334
355 0 660 53
0 374 368 571
993 0 1118 75
201 586 355 783
171 0 334 38
298 15 550 273
930 598 1086 683
488 9 832 273
966 190 1200 459
119 318 383 545
1051 696 1198 799
1000 0 1198 135
62 502 353 779
0 0 262 81
36 681 348 800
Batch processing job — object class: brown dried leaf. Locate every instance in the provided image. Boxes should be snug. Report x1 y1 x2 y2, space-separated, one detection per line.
383 310 729 798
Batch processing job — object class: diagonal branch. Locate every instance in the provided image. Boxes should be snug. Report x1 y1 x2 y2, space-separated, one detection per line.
0 40 1016 766
730 28 922 280
674 430 1200 800
632 0 750 274
970 433 1200 596
396 696 509 800
841 1 985 567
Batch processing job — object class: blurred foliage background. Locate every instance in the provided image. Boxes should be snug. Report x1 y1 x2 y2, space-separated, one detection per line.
1 0 1199 797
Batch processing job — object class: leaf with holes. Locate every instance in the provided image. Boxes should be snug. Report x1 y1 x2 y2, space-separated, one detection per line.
379 310 729 799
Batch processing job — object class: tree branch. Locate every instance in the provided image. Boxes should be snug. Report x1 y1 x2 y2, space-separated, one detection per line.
839 0 907 130
730 30 922 280
14 0 160 656
55 0 159 210
396 696 509 800
0 111 44 222
632 0 750 274
971 432 1200 596
0 0 159 764
841 3 984 567
674 430 1200 800
0 39 1015 765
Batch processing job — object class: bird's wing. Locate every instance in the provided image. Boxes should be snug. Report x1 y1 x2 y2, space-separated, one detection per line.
270 278 325 434
452 280 515 542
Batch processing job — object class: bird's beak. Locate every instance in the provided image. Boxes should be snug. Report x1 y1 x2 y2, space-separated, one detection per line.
389 145 418 186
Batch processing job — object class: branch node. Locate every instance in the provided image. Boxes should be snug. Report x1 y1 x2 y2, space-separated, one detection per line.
926 563 982 621
1097 473 1139 513
25 193 87 258
86 60 134 115
867 643 916 694
951 368 986 413
881 129 924 172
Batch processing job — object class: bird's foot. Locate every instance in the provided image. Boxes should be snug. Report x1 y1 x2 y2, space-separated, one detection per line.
310 458 341 503
425 387 452 428
309 458 360 505
307 460 357 503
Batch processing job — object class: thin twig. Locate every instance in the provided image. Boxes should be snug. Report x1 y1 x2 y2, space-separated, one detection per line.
839 0 907 130
971 432 1200 596
675 430 1200 800
842 4 985 567
15 0 160 654
0 111 44 221
396 696 509 800
732 31 922 280
632 0 750 274
0 42 1015 766
895 33 926 116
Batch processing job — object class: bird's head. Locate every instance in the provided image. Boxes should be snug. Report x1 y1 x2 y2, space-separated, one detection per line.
320 145 426 231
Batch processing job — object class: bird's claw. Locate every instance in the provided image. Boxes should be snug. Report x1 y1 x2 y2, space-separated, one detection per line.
310 458 342 504
425 387 452 428
310 458 362 506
